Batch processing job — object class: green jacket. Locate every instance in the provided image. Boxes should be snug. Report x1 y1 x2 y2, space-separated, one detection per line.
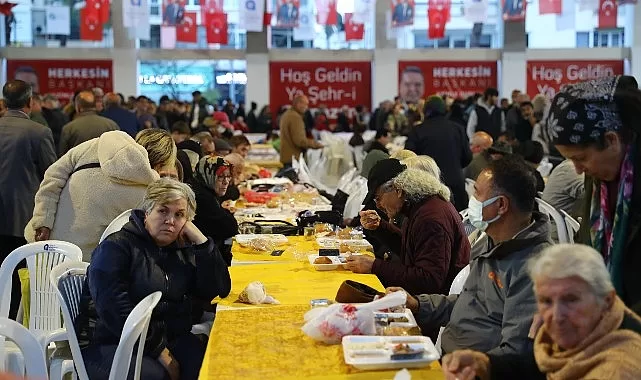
30 111 48 128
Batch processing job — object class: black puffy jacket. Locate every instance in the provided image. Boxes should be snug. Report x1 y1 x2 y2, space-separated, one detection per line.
76 209 231 358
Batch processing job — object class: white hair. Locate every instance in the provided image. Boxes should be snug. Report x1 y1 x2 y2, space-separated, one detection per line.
140 178 197 221
401 155 441 180
390 149 417 160
382 168 451 204
529 244 614 302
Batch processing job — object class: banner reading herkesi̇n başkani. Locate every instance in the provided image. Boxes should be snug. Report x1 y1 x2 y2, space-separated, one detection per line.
269 61 372 117
6 60 114 105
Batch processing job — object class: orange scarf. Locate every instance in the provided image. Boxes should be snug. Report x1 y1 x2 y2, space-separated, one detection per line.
534 297 641 379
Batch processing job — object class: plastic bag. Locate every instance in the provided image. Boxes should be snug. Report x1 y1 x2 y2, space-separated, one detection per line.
238 281 280 305
249 237 276 253
302 291 407 344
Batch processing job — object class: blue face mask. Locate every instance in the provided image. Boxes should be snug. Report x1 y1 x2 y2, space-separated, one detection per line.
467 195 501 232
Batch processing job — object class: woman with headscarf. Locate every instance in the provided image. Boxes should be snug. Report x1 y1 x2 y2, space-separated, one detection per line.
220 152 245 202
546 75 641 309
190 156 238 266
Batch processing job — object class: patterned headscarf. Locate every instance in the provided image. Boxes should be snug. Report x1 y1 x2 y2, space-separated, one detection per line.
547 76 624 145
195 156 232 190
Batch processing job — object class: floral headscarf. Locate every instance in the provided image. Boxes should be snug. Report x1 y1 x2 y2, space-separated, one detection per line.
195 156 232 191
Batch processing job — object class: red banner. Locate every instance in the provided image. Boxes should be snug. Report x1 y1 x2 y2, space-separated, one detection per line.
200 0 224 25
398 61 498 103
269 61 372 118
598 0 618 28
98 0 110 24
6 60 113 104
390 0 415 27
206 12 228 44
316 0 338 25
539 0 561 14
177 11 197 43
80 6 103 41
502 0 526 21
526 60 624 99
345 13 364 41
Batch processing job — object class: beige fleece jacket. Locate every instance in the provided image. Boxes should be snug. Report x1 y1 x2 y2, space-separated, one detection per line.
25 131 160 260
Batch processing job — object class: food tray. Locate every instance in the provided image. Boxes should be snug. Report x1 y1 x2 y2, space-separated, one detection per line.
375 310 418 329
307 254 345 271
342 336 439 370
235 234 288 247
316 238 372 250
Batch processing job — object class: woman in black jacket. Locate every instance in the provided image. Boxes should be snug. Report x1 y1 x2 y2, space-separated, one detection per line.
190 156 239 266
77 178 231 380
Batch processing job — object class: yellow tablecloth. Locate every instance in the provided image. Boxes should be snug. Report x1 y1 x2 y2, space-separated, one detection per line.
217 262 383 307
199 305 443 380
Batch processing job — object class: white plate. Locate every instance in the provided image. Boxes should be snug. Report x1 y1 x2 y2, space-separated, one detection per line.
235 234 288 247
342 336 440 370
308 254 342 271
374 311 418 329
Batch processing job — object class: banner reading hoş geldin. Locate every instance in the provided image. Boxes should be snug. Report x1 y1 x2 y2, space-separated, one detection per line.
526 60 624 99
6 60 114 105
269 61 372 118
398 61 498 104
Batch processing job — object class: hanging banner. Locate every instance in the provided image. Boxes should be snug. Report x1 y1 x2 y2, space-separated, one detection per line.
502 0 526 21
526 60 624 99
390 0 415 27
269 61 372 117
353 0 373 23
160 26 176 48
46 6 70 36
428 0 450 39
206 12 228 44
539 0 562 14
177 11 198 42
598 0 618 28
123 0 150 40
293 5 314 40
345 13 364 41
555 0 575 31
200 0 224 25
398 61 498 103
80 6 103 41
163 0 186 26
275 0 300 27
464 0 488 23
316 0 338 25
239 0 265 32
6 60 113 103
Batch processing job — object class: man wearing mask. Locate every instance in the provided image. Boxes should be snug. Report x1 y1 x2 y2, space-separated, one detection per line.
466 88 505 141
279 95 323 167
389 156 551 359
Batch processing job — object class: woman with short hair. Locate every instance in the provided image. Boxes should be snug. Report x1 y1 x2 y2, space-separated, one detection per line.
441 243 641 380
26 129 176 260
77 178 231 380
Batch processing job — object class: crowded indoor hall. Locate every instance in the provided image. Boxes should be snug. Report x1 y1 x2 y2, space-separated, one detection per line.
2 0 641 379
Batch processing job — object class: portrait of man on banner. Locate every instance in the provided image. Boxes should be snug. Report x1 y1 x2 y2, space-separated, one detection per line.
502 0 526 21
391 0 414 27
276 0 300 27
398 66 425 104
163 0 185 25
12 66 40 93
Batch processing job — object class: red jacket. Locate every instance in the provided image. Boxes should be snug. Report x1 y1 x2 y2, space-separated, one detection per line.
371 196 470 295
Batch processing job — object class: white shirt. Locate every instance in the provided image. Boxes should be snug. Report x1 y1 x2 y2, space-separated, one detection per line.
191 103 199 129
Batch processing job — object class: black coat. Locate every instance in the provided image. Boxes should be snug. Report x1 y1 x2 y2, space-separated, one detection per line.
190 180 239 266
77 210 230 358
405 115 473 211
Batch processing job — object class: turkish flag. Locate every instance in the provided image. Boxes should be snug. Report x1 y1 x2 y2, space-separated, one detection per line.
98 0 110 24
326 0 338 25
428 8 446 39
345 13 364 41
539 0 562 14
201 0 224 24
177 11 197 43
0 1 17 16
428 0 451 21
598 0 618 28
263 12 272 25
206 12 228 44
80 6 103 41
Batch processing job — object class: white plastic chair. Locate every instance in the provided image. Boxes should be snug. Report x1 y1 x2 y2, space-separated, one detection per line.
0 317 48 379
336 167 358 194
435 264 471 355
109 291 162 380
560 210 580 244
353 145 366 171
343 185 369 219
535 198 569 243
99 209 132 243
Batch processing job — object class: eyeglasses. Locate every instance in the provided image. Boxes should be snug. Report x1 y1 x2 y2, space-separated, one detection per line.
216 175 232 181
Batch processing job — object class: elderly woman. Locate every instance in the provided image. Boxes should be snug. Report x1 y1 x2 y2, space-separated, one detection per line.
401 155 441 179
26 129 176 260
441 244 641 380
190 156 239 266
76 179 231 380
347 159 470 298
546 75 641 308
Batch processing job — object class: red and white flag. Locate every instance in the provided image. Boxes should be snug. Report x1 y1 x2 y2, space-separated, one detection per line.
316 0 338 25
598 0 618 28
177 11 197 43
428 8 446 39
201 0 224 24
206 12 228 44
263 12 272 25
539 0 562 14
429 0 451 21
345 13 364 41
98 0 110 24
80 5 103 41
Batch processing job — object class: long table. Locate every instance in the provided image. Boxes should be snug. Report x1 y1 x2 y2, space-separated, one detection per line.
199 238 445 379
